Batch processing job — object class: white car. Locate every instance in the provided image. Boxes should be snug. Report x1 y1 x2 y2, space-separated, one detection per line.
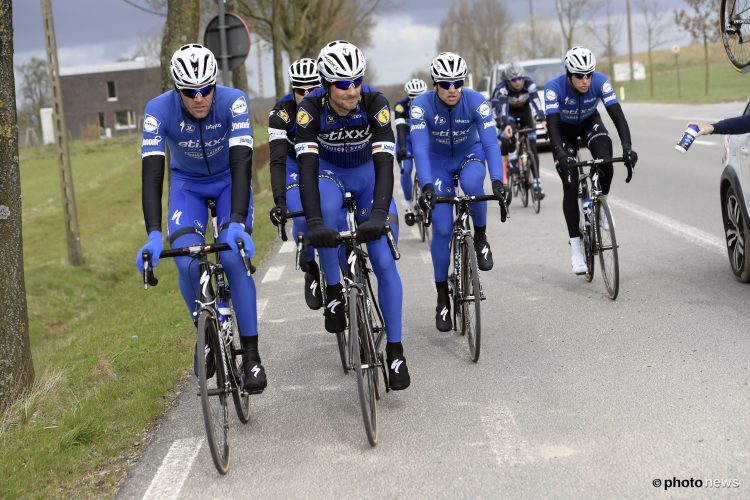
720 97 750 282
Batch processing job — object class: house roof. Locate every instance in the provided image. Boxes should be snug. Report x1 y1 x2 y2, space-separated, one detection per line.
59 57 159 77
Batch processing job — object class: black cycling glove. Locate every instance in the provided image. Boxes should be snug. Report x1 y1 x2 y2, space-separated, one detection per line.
624 149 637 183
269 198 286 227
492 180 509 223
556 156 576 191
396 150 407 163
306 222 340 249
356 209 388 244
418 183 436 212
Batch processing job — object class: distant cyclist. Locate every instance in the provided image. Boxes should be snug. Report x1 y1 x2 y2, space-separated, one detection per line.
394 78 428 225
295 40 410 390
135 45 266 391
411 52 507 332
491 61 547 200
268 58 344 313
544 46 637 274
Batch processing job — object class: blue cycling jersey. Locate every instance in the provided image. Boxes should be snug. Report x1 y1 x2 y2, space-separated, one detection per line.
543 72 618 125
409 88 503 187
141 85 254 175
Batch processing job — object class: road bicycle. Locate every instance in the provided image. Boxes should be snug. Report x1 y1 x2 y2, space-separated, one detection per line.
721 0 750 72
141 199 255 474
514 126 541 213
401 154 432 246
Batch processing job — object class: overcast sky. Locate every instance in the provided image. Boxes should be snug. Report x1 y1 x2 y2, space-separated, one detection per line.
14 0 691 98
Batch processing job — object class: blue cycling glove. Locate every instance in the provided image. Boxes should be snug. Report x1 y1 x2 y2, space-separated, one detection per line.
226 222 254 257
135 231 163 273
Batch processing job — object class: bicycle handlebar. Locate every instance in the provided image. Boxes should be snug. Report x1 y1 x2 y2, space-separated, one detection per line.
398 154 415 174
423 191 509 224
569 157 625 168
516 126 537 134
295 224 400 273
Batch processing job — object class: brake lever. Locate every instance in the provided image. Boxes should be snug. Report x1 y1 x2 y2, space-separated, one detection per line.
278 211 288 241
384 224 400 260
424 193 433 227
142 250 158 289
296 232 312 273
236 239 256 276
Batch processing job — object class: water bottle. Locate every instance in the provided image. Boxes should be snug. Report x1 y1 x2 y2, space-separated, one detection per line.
217 300 232 342
675 125 699 153
583 197 592 222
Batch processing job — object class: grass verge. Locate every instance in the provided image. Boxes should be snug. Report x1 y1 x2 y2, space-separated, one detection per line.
1 126 274 498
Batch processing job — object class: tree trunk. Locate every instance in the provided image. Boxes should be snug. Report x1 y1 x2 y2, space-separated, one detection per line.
0 0 34 412
232 63 249 95
271 3 285 100
160 0 201 94
703 31 709 96
649 47 654 98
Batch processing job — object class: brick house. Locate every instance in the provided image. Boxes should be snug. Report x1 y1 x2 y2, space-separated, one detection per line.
59 58 161 140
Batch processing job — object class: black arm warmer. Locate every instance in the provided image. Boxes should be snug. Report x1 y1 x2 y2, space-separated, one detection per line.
546 114 567 160
397 124 407 153
228 145 253 224
605 103 632 150
269 140 288 204
372 151 395 216
712 115 750 135
142 155 165 234
298 152 323 227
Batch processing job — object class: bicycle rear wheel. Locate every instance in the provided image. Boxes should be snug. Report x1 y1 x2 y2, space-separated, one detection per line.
349 287 378 446
721 0 750 72
526 143 540 214
460 236 482 362
229 307 251 424
197 310 231 474
595 197 619 300
520 162 529 208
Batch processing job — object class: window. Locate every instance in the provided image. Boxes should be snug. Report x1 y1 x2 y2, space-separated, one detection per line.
98 112 105 130
107 81 117 101
114 110 136 130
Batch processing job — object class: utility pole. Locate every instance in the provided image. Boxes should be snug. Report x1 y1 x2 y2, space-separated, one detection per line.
216 0 231 86
626 0 635 88
41 0 83 266
529 0 536 59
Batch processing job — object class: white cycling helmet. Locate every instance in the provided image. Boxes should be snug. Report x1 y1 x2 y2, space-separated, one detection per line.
317 40 366 82
288 58 321 87
505 62 524 80
564 46 596 74
404 78 428 98
430 52 468 81
170 44 217 88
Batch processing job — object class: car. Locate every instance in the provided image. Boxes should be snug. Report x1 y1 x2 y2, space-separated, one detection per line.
720 96 750 282
477 58 565 145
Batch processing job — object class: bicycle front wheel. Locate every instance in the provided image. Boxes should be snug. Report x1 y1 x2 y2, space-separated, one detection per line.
461 236 482 362
197 310 231 474
520 163 529 208
527 144 540 214
349 287 378 446
595 197 619 300
721 0 750 72
229 308 251 424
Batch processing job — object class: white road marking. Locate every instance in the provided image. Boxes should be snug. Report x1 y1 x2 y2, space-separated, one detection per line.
412 226 421 239
262 265 285 283
420 250 431 264
279 241 296 253
693 140 717 146
481 407 534 467
257 298 268 321
667 115 721 122
142 437 203 500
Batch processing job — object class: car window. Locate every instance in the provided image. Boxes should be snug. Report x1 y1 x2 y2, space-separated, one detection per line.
522 62 565 89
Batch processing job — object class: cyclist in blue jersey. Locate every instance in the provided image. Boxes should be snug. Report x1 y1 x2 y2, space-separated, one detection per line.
135 45 266 391
544 46 638 274
491 62 547 200
268 59 346 314
295 41 410 390
394 78 428 225
411 52 508 332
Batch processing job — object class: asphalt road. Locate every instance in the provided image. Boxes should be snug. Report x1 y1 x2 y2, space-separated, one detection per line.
118 101 750 499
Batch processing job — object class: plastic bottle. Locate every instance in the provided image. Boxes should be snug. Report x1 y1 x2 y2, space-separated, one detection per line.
675 125 699 153
583 197 592 222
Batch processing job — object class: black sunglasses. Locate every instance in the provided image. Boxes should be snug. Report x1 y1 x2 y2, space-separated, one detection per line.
437 79 464 90
178 84 215 99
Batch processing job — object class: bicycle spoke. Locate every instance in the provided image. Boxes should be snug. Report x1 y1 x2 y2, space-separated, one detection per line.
596 198 620 300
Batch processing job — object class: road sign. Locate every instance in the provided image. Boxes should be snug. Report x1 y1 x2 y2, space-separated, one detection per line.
672 45 680 54
204 13 251 72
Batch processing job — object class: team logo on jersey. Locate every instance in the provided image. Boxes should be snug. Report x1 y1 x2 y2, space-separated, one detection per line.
395 103 405 113
326 114 338 124
142 136 162 146
231 96 248 117
278 110 290 123
434 115 446 125
296 109 312 128
360 208 368 216
564 96 577 105
602 81 613 94
410 106 424 120
498 87 508 97
411 122 426 131
545 89 556 101
375 105 390 126
476 102 491 118
143 114 161 134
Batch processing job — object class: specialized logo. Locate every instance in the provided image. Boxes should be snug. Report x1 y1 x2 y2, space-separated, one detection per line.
172 210 182 226
593 124 600 131
142 136 162 147
434 115 446 125
482 245 489 260
411 122 426 131
602 81 613 94
143 114 161 134
435 178 443 192
545 89 556 101
296 109 312 128
360 208 368 216
327 299 342 314
395 103 404 113
194 220 204 230
564 96 577 105
231 121 250 131
180 121 195 134
410 106 424 120
290 172 298 181
251 365 261 378
205 123 221 130
309 281 317 297
375 105 390 126
440 307 448 321
231 96 248 117
391 359 403 374
348 252 357 275
200 271 210 298
278 109 290 123
326 114 337 124
476 102 491 118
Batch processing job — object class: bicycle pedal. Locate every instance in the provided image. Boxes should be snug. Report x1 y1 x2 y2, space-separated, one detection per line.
246 388 264 395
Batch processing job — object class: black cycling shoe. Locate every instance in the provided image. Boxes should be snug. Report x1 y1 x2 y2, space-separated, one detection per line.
404 209 416 227
474 238 494 271
386 347 411 391
534 185 546 200
194 341 215 379
240 336 267 392
324 283 347 333
304 260 323 310
436 297 452 332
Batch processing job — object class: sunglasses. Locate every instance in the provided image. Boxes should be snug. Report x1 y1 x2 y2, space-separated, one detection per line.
293 85 320 97
330 76 363 90
510 76 524 83
437 79 464 90
178 84 215 99
573 72 594 80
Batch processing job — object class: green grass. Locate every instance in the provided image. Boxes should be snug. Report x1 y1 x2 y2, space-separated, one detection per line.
0 124 274 498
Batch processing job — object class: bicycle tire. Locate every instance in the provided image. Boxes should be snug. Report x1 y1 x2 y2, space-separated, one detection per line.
520 158 529 208
511 172 520 197
336 328 350 375
461 235 482 362
721 0 750 72
197 310 231 474
450 236 463 335
349 287 378 446
526 139 541 214
583 222 596 283
229 306 251 424
595 197 619 300
413 180 426 242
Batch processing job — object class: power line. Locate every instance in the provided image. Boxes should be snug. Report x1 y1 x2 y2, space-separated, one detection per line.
121 0 166 17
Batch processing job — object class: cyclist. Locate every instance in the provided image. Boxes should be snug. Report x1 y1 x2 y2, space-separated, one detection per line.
295 40 410 390
394 78 428 225
544 46 637 274
411 52 507 332
268 58 344 313
135 44 266 391
491 61 547 200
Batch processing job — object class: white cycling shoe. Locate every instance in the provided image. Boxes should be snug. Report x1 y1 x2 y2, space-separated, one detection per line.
571 251 588 275
599 205 615 232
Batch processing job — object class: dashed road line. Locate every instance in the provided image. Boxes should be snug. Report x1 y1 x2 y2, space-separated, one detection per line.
420 250 431 264
279 241 296 253
481 407 534 468
257 297 268 321
262 265 285 283
692 139 717 146
142 437 203 500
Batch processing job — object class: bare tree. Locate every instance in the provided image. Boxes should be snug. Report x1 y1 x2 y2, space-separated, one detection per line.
509 13 562 60
591 1 623 81
637 0 669 97
674 0 718 96
15 57 50 138
159 0 201 93
134 31 163 90
555 0 601 51
0 0 34 412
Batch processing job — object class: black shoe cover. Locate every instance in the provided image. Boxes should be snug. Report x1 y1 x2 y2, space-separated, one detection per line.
324 283 347 333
